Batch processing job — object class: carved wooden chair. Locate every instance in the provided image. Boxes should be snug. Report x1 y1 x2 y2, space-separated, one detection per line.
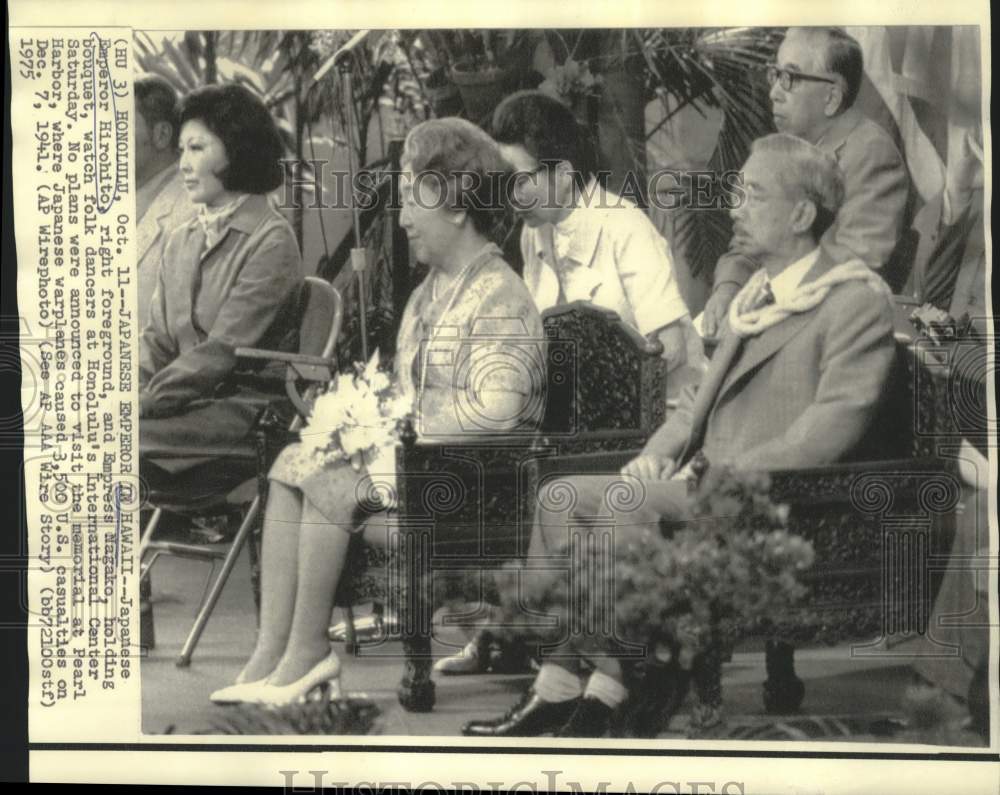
388 301 669 710
250 301 668 711
526 336 975 734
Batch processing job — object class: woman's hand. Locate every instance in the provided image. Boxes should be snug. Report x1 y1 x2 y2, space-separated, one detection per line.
350 451 365 472
621 454 676 482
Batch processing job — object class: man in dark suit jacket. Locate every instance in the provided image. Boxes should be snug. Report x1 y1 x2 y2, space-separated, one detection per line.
463 133 897 738
702 26 911 337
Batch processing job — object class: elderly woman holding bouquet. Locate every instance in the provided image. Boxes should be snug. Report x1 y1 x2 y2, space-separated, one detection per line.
210 118 545 706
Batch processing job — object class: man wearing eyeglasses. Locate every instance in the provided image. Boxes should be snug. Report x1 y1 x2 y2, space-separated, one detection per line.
701 26 911 339
462 133 897 738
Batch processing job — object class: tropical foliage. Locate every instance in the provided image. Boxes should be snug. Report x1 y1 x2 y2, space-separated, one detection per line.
496 467 815 668
170 694 383 736
592 28 782 279
135 27 782 349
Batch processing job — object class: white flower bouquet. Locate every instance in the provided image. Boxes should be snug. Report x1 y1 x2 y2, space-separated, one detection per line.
299 351 413 471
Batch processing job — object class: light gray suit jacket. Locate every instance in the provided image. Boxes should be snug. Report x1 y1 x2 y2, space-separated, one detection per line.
137 170 196 331
715 108 911 289
139 194 302 419
645 254 896 472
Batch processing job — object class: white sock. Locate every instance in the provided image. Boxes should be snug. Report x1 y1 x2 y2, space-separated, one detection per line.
533 663 584 703
584 671 628 709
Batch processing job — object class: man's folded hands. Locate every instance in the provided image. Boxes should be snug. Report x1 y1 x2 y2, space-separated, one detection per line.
620 454 676 482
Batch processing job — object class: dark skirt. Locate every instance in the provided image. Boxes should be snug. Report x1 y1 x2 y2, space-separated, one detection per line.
140 394 262 475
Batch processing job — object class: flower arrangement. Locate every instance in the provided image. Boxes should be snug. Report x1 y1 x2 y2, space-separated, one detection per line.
500 467 815 669
538 59 603 107
298 351 412 468
614 468 814 668
909 303 982 345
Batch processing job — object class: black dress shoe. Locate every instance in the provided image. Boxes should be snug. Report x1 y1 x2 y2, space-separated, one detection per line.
461 692 580 737
555 697 613 737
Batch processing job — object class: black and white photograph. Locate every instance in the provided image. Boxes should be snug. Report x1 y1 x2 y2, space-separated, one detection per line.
128 23 992 745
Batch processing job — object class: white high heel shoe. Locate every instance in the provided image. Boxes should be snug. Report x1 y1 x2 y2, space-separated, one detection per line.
209 676 271 705
254 653 343 707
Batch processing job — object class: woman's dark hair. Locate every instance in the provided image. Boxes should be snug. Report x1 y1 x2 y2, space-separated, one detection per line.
490 90 598 191
179 83 285 194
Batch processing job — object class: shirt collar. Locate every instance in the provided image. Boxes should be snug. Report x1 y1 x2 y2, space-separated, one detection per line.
535 177 604 267
768 247 821 304
196 192 273 240
815 106 864 155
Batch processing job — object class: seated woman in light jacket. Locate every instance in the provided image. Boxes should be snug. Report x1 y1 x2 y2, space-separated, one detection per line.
209 117 545 707
139 84 302 479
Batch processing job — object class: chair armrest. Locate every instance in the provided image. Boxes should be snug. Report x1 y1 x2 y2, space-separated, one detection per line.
766 456 950 505
531 447 641 481
528 452 952 507
140 445 259 461
540 428 654 451
235 347 335 383
399 427 652 453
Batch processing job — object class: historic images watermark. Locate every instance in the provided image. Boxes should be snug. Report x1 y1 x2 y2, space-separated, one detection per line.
278 161 747 214
281 768 747 794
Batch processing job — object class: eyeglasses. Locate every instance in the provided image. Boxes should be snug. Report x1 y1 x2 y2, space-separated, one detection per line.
766 64 837 92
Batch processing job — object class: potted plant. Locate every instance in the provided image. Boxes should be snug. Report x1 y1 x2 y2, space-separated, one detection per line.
538 57 604 130
416 29 533 123
497 466 815 738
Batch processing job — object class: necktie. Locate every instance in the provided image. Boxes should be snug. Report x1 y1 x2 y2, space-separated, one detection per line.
754 279 776 310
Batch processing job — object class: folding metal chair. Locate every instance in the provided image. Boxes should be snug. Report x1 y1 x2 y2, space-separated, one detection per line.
139 277 343 666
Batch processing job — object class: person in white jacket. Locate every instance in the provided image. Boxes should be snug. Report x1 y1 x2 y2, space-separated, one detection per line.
492 90 704 390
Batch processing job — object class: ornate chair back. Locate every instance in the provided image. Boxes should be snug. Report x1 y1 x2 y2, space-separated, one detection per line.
540 302 667 449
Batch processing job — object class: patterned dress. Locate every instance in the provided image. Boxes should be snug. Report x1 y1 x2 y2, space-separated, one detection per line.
269 243 545 524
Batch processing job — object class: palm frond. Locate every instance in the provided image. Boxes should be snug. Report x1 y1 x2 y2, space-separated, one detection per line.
636 27 780 279
161 37 203 90
673 201 735 281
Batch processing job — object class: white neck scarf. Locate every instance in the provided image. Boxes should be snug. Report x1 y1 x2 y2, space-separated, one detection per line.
197 193 250 251
728 259 891 337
